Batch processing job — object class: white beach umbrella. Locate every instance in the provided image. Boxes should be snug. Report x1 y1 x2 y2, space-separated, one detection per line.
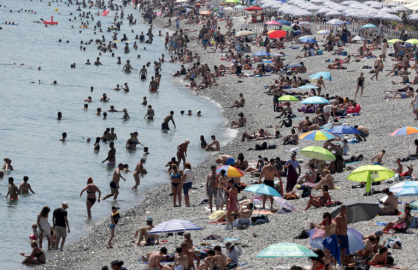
325 11 344 17
341 1 358 6
381 7 398 13
386 2 399 7
316 8 331 15
351 35 366 41
393 5 409 12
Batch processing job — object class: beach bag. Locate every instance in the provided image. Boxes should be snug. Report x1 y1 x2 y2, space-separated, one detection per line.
317 49 323 55
294 230 309 239
385 235 402 249
268 145 277 149
301 186 311 198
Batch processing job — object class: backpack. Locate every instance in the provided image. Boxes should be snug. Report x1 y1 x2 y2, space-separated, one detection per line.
301 187 311 198
261 142 267 150
255 144 262 151
294 230 309 239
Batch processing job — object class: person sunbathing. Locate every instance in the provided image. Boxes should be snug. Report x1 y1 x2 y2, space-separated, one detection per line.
230 112 247 129
296 164 318 184
283 128 299 145
244 156 265 176
216 202 253 223
276 102 293 118
359 247 389 267
228 93 245 108
294 116 311 132
323 140 343 155
241 128 271 142
327 58 345 70
385 89 414 100
313 170 334 190
382 205 411 232
304 185 331 210
400 164 413 177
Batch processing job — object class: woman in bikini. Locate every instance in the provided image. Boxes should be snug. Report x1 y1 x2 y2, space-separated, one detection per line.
126 133 137 150
314 169 334 190
230 112 247 129
170 164 184 207
304 185 331 210
176 140 190 168
80 177 101 218
20 240 46 265
382 205 411 232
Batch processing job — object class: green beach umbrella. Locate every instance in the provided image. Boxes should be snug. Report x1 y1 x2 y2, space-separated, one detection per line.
410 201 418 209
256 243 318 269
281 26 294 32
347 165 395 193
300 146 336 161
225 0 240 3
387 39 400 44
406 39 418 45
278 95 299 101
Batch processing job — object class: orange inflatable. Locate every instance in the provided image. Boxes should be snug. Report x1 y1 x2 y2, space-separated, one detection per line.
43 15 58 25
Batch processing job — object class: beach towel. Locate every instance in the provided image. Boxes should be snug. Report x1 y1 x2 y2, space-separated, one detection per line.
322 234 341 265
286 164 298 192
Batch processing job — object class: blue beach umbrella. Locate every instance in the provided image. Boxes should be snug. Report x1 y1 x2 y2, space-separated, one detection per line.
390 181 418 193
361 23 377 28
395 187 418 197
252 51 271 57
309 71 332 81
278 19 291 25
328 125 361 135
299 37 317 43
245 184 281 197
298 85 319 89
149 219 202 245
307 228 365 255
301 96 330 104
294 30 302 35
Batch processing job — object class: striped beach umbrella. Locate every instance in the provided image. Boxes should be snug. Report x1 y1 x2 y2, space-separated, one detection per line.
215 165 244 177
390 126 418 136
299 130 335 141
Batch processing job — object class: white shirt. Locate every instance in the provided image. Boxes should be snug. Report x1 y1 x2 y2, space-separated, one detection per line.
184 169 195 183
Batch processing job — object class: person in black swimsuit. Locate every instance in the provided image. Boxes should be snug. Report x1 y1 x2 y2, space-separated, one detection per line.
20 240 46 265
80 177 101 218
279 115 293 128
355 72 365 97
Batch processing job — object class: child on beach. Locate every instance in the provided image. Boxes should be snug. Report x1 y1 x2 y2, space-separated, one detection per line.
107 206 120 249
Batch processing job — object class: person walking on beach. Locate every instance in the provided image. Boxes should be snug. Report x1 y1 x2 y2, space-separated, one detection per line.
102 142 116 166
19 176 35 195
336 205 348 267
79 177 101 218
53 202 70 251
103 163 126 201
183 163 195 207
206 165 219 213
316 76 326 96
132 158 147 191
162 111 176 130
37 206 52 250
258 158 282 211
355 73 365 97
6 177 19 200
177 139 190 168
107 206 120 249
283 152 301 192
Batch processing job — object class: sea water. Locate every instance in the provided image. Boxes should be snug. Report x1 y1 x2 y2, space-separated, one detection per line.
0 1 232 268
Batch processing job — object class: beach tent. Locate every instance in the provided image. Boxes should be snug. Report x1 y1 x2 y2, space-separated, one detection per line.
330 200 382 223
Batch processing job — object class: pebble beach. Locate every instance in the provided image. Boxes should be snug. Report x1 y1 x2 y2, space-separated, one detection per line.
27 2 418 270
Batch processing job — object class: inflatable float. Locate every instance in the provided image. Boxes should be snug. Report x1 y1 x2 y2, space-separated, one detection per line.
102 10 109 16
43 16 58 25
347 104 361 114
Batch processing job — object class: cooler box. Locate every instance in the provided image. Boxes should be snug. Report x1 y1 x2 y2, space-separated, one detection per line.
318 49 323 55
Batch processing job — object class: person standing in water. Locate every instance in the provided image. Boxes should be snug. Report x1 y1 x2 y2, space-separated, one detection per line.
140 65 147 80
19 176 35 194
6 177 20 200
53 202 70 251
132 158 147 191
144 105 154 119
79 177 101 218
177 139 190 168
102 142 116 166
103 164 126 201
162 111 176 130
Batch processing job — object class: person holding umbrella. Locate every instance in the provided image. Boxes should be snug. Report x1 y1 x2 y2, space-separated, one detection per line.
259 158 282 211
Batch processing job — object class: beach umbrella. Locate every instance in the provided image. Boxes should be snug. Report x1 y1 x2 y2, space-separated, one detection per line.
330 200 382 223
294 30 302 36
278 19 291 25
361 23 377 28
266 21 281 25
347 165 395 193
317 30 331 35
299 130 335 141
278 95 299 101
395 187 418 197
326 19 341 24
406 39 418 45
252 51 271 57
174 0 188 2
234 4 245 8
309 71 332 81
328 125 361 135
388 39 401 43
390 181 418 194
300 146 336 161
286 63 303 68
273 197 295 211
301 96 330 104
149 219 202 245
256 243 317 269
411 201 418 209
215 165 244 177
244 184 281 197
351 35 366 41
299 37 317 43
199 11 212 15
298 85 319 89
245 6 262 11
281 26 294 32
390 126 418 136
268 30 287 39
235 30 254 37
307 228 365 254
225 0 241 2
325 10 344 16
401 42 414 48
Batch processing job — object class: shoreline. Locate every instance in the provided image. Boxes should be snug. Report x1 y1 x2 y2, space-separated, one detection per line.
37 4 418 270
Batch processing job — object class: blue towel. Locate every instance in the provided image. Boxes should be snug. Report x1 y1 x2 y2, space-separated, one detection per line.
322 234 341 265
224 238 240 242
345 161 362 165
376 222 388 226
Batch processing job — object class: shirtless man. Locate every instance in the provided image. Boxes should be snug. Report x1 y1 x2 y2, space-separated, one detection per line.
135 217 158 246
204 245 227 270
148 76 158 91
215 155 234 165
140 65 148 80
108 105 119 112
142 247 167 270
227 93 245 108
177 140 190 167
100 93 110 102
110 127 117 140
370 55 384 81
6 177 20 200
259 159 282 211
371 149 385 165
230 112 246 129
316 212 338 266
94 57 102 66
162 111 176 130
102 142 116 166
316 76 326 96
323 140 343 155
183 233 193 249
335 205 348 266
283 128 299 145
122 82 129 92
102 163 126 201
354 125 369 141
122 60 137 72
132 158 147 191
19 176 35 194
206 165 220 213
181 241 200 270
144 105 155 119
60 132 67 142
205 135 220 151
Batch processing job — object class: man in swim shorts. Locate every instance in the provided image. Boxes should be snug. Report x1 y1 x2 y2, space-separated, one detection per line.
103 163 126 201
132 158 147 191
148 76 158 91
336 205 349 266
140 65 147 80
6 177 19 200
142 247 168 270
206 165 220 213
162 111 176 130
354 125 369 142
19 176 35 194
134 216 159 246
259 159 282 210
371 149 385 166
